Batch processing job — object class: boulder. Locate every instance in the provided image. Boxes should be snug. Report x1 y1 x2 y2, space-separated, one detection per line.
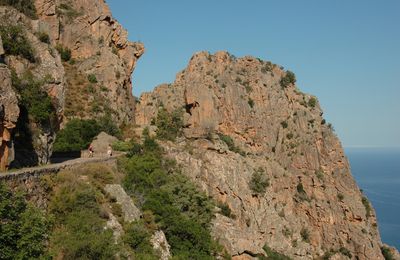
104 184 141 223
89 132 118 157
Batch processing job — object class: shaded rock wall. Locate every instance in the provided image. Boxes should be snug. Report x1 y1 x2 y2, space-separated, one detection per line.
0 64 19 171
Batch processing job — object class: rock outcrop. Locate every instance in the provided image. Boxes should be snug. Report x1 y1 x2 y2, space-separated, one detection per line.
0 0 143 168
0 64 20 171
33 0 144 124
135 51 393 259
105 184 142 223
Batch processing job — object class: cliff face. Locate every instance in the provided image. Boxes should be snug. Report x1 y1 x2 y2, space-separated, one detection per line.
0 0 143 167
34 0 144 123
135 51 388 259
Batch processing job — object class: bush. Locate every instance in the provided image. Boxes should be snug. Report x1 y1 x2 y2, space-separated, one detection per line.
217 202 235 219
155 107 183 141
121 143 221 258
296 183 309 202
55 44 71 61
218 133 245 155
300 228 310 243
339 247 352 258
88 74 98 83
281 121 288 128
308 97 317 108
0 0 37 19
53 119 100 152
124 220 158 257
48 172 117 259
0 183 51 260
54 114 121 152
248 98 255 108
249 168 269 194
381 246 395 260
11 71 55 125
97 113 122 138
362 196 371 218
0 24 35 62
112 140 134 152
280 70 296 88
37 31 50 43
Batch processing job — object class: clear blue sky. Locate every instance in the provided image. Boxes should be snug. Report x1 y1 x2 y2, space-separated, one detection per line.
107 0 400 147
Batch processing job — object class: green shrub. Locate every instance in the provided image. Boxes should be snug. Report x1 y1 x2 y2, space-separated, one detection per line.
112 140 134 152
97 113 122 138
308 97 317 108
217 202 235 219
0 0 37 19
300 228 310 243
261 244 292 260
88 74 98 83
248 98 255 108
48 172 116 259
53 119 100 152
11 71 55 125
381 246 395 260
261 62 273 74
281 121 288 128
249 168 269 195
124 221 157 257
56 3 80 21
0 24 35 62
0 183 51 260
121 143 221 258
155 107 183 141
218 133 245 155
280 70 296 88
339 247 352 258
337 193 344 201
362 196 371 218
37 31 50 43
55 44 71 61
296 183 309 202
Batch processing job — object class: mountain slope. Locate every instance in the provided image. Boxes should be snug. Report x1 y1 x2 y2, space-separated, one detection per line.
135 51 391 259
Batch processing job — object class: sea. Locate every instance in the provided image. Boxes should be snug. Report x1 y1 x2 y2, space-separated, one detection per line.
345 147 400 250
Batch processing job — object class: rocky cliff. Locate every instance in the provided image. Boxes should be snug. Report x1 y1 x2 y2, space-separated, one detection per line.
135 51 396 259
0 0 143 167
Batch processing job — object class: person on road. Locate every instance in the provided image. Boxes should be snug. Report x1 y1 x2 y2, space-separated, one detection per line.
107 144 113 157
88 144 94 157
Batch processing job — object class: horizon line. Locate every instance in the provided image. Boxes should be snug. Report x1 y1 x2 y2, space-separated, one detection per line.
344 145 400 149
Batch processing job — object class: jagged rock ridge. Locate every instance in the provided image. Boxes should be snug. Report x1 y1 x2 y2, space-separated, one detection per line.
135 51 397 259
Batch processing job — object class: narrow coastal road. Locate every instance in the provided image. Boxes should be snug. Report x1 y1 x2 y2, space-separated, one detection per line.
0 154 124 181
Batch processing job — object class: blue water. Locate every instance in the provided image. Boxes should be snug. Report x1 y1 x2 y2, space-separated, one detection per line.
346 147 400 250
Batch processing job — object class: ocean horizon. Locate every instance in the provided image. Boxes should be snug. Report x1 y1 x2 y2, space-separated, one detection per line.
345 147 400 250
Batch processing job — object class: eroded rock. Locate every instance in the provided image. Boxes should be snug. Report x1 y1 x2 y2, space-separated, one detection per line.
136 51 392 259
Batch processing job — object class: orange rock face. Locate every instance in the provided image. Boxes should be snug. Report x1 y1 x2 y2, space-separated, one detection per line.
135 51 391 259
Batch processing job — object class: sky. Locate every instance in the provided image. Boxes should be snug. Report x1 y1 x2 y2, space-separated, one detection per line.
106 0 400 148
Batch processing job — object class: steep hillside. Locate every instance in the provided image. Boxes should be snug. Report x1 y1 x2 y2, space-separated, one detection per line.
0 0 143 168
135 51 396 259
